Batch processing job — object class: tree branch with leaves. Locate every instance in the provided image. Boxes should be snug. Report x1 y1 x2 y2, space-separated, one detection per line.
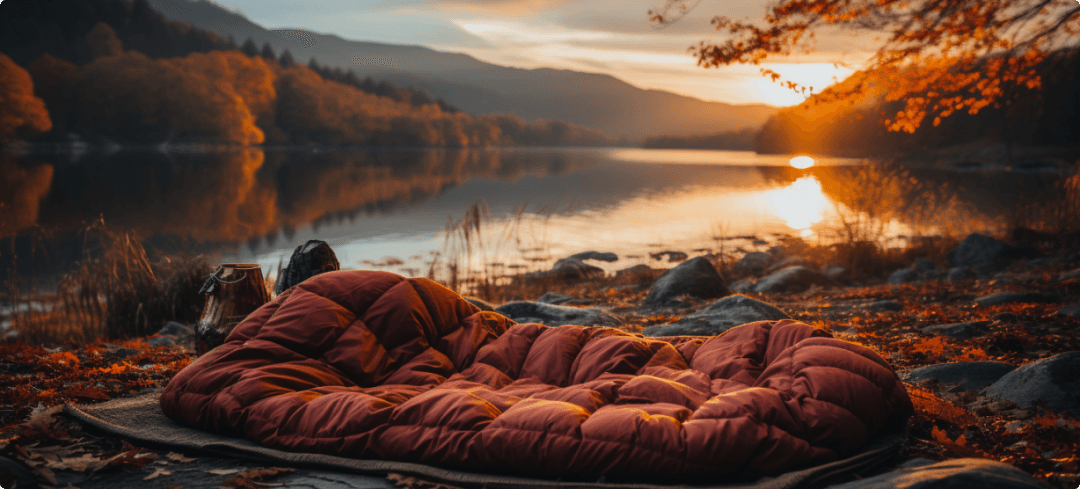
651 0 1080 132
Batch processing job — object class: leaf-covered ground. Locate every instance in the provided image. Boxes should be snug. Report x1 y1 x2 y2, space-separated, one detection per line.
2 263 1079 488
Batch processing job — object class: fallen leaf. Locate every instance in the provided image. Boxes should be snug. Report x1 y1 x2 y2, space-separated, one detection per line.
145 468 173 480
207 468 243 475
166 451 196 463
24 403 60 430
45 453 108 472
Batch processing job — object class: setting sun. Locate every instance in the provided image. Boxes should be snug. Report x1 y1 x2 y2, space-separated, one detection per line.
754 63 856 106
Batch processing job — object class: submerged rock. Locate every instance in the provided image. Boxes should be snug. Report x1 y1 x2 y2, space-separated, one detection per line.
649 250 689 263
494 301 620 327
567 251 618 262
752 266 827 294
643 257 730 305
985 351 1080 416
900 361 1015 393
642 295 789 337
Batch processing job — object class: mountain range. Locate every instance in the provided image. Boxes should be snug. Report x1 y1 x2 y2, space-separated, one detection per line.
144 0 776 141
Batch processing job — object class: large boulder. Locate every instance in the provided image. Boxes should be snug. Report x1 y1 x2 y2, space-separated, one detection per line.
732 252 772 276
920 320 991 340
643 257 730 305
900 361 1015 393
494 301 621 327
642 295 789 337
752 266 828 294
985 352 1080 416
948 233 1037 271
829 458 1051 489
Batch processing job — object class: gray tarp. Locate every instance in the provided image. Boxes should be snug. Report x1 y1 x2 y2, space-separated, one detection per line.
64 393 905 489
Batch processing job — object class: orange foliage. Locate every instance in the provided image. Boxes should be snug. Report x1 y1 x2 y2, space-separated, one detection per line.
0 157 54 238
0 53 52 143
74 51 264 144
655 0 1080 132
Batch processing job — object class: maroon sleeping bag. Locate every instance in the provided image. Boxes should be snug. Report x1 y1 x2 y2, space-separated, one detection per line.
162 270 912 479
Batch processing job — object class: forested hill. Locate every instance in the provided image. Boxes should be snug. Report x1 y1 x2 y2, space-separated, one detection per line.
753 48 1080 157
0 0 619 147
135 0 776 140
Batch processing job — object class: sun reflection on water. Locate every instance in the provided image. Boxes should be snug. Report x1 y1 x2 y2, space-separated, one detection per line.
789 156 815 169
770 176 830 234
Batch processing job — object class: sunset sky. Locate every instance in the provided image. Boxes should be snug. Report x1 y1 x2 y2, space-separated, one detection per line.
204 0 879 106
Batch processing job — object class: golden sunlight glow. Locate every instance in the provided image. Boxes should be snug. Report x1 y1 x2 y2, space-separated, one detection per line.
789 156 815 169
770 176 830 232
754 63 856 106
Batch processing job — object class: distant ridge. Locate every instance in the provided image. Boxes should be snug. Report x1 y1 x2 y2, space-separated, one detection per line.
144 0 777 140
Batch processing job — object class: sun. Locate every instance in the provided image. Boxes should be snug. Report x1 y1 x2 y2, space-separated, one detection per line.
754 63 856 106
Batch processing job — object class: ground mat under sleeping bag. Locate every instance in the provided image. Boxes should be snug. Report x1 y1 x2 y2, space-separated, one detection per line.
64 393 906 489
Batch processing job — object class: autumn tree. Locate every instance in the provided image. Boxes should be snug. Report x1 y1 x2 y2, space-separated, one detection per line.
73 51 263 144
85 22 123 59
240 38 259 57
0 53 52 143
652 0 1080 132
27 53 79 135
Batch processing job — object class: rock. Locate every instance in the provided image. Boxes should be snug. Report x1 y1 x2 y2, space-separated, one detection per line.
911 258 936 273
643 257 730 305
767 245 786 257
464 297 496 312
975 292 1058 307
642 295 789 337
948 233 1037 271
752 239 769 246
991 272 1041 285
888 268 919 285
494 301 621 327
729 279 755 293
828 458 1051 489
822 265 848 282
947 267 978 281
732 252 772 276
1058 304 1080 318
567 251 618 262
923 270 946 281
900 361 1015 393
0 455 36 489
649 250 689 263
111 348 139 359
764 255 811 274
157 321 194 338
535 292 593 306
614 264 655 280
753 266 828 294
148 336 176 348
1058 269 1080 282
985 351 1080 416
858 300 903 312
921 320 991 340
528 257 604 281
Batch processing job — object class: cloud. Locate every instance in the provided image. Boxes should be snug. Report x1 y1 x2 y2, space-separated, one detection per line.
425 0 569 16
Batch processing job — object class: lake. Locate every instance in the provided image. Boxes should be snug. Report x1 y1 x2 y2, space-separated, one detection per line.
1 146 1069 283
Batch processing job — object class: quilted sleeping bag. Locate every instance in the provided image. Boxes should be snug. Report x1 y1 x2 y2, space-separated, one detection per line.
162 270 912 480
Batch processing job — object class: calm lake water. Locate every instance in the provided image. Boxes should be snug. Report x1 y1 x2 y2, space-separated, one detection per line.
2 146 1069 282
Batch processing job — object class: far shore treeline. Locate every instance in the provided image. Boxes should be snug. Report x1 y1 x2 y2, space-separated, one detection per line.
0 0 617 147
